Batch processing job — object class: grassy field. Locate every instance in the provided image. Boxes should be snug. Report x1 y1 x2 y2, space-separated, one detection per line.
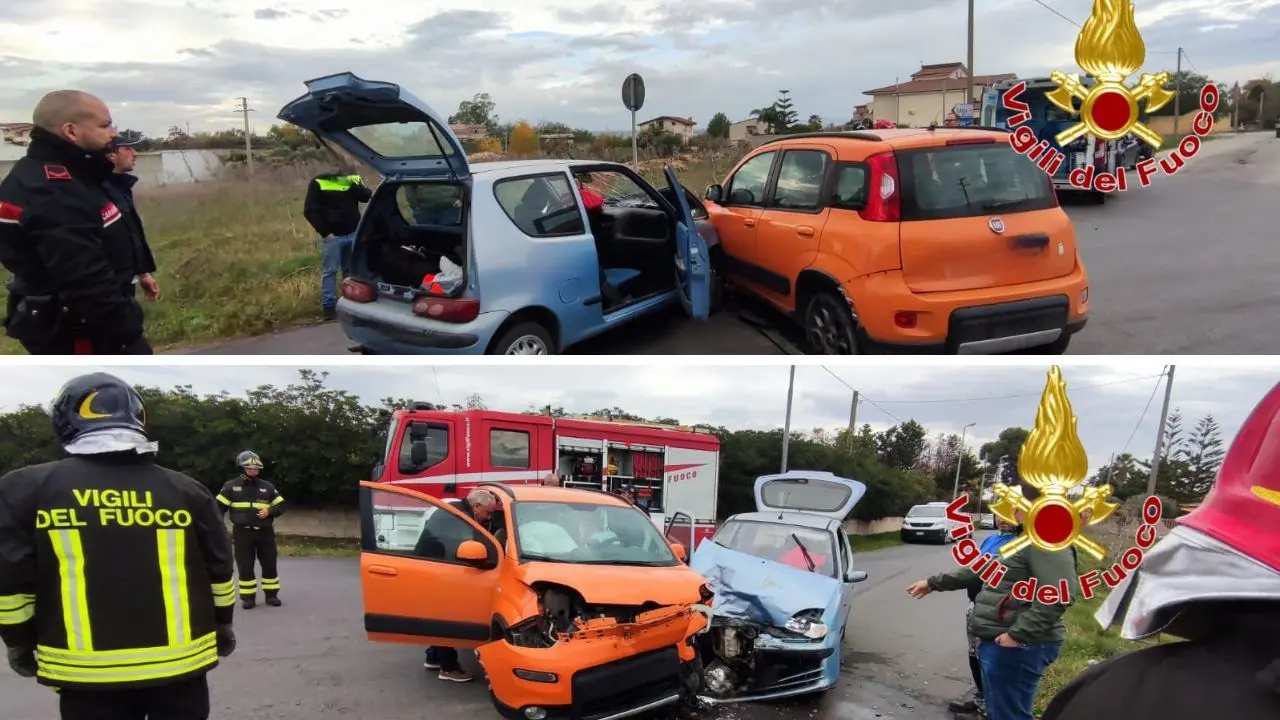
850 530 904 552
0 157 731 355
277 534 360 557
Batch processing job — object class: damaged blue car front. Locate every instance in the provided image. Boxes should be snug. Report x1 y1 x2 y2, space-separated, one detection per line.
689 471 869 704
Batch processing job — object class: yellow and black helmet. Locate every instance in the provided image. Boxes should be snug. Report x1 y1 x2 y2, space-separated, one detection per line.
236 450 264 470
49 372 146 445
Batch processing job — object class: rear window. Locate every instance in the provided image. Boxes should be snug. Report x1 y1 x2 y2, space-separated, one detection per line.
349 122 457 158
897 143 1055 221
760 478 852 513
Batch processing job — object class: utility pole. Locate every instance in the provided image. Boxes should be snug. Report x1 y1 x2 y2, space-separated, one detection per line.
952 422 976 500
845 390 859 453
234 97 255 175
1173 48 1183 137
966 0 976 103
781 365 796 474
1146 366 1176 496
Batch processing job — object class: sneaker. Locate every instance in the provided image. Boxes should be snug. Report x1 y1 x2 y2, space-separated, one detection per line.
438 669 474 683
948 690 980 713
423 660 442 670
322 306 337 321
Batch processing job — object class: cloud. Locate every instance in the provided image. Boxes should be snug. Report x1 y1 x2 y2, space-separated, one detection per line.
0 0 1275 137
2 363 1276 477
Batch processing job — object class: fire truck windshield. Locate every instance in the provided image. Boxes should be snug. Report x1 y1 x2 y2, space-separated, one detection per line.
513 502 679 566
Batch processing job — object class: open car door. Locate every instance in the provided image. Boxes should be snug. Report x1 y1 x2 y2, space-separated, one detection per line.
664 164 710 321
753 471 867 520
277 72 470 181
358 481 501 648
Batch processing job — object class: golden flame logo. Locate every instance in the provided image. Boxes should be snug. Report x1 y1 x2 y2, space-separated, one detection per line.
1045 0 1175 149
990 366 1120 561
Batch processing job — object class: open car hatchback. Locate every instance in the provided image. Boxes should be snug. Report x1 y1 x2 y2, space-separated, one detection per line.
278 72 714 355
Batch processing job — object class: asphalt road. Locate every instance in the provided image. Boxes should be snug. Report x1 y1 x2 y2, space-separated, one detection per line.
179 131 1280 356
1 539 977 720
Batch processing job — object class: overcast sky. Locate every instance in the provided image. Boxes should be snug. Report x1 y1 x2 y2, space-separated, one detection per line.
4 363 1276 475
1 0 1273 137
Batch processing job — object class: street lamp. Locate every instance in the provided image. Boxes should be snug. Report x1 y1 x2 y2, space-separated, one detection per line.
951 422 976 501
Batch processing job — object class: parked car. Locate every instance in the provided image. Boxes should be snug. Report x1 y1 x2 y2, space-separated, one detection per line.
701 127 1090 354
899 501 966 543
357 480 712 719
277 72 716 354
688 471 869 704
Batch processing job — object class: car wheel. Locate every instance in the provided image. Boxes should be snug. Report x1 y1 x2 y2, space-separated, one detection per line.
492 322 556 355
804 292 860 354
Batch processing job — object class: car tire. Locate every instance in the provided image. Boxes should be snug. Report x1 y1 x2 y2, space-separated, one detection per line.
803 291 860 354
491 322 556 355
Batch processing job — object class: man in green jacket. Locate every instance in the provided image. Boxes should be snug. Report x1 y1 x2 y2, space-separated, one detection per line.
907 485 1076 720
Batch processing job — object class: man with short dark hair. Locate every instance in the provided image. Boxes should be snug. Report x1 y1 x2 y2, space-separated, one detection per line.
0 90 152 354
102 136 159 303
302 163 371 320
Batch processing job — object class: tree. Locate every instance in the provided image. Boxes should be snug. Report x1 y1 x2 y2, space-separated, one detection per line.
536 121 572 135
507 121 539 157
751 106 781 134
449 93 500 134
706 112 731 139
773 90 798 132
979 427 1031 486
875 420 928 471
1179 414 1225 501
1148 71 1214 118
1160 408 1186 463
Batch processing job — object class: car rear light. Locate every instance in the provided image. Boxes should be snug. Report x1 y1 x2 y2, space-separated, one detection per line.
412 297 480 323
945 137 995 145
858 151 900 222
342 278 376 303
894 311 917 329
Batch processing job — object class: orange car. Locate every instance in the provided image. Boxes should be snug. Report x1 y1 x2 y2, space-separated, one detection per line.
703 128 1090 354
358 480 712 719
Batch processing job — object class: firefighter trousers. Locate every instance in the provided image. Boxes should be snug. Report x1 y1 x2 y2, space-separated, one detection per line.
233 525 280 598
58 672 210 720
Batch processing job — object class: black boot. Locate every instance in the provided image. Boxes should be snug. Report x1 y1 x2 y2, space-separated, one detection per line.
949 689 980 713
242 596 256 609
265 593 282 607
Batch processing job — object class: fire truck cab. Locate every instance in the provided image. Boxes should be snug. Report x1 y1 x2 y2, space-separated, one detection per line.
372 403 722 548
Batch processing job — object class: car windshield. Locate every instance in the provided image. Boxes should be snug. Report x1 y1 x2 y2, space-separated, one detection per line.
907 506 946 518
714 519 838 578
512 501 677 566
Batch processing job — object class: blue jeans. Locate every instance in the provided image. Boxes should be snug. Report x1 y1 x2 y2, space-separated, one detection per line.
977 639 1061 720
320 233 354 309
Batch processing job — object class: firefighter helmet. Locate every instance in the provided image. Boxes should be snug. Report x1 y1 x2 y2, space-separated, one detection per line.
49 372 147 445
1177 381 1280 573
236 450 264 470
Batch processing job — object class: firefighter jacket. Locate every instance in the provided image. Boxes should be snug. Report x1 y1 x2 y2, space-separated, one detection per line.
216 477 285 528
0 127 148 351
302 173 372 238
0 453 237 690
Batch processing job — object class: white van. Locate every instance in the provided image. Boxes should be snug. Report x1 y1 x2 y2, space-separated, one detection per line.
900 501 965 544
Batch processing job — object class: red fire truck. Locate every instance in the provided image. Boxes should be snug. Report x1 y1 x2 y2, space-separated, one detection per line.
371 403 722 547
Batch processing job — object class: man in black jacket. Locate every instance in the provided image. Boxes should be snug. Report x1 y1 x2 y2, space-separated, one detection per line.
0 372 236 719
102 136 159 302
216 451 286 609
302 164 372 320
0 90 152 354
1041 382 1280 720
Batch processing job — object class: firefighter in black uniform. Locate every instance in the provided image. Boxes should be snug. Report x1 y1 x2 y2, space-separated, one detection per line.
0 372 236 719
217 451 285 609
0 90 153 354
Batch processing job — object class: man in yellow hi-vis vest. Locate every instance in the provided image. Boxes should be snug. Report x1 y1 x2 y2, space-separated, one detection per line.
302 165 372 320
216 451 286 609
0 372 236 719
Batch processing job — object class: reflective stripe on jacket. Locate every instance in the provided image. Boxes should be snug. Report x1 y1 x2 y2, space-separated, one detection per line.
216 477 285 527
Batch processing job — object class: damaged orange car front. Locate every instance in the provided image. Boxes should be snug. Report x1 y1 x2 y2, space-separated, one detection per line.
357 481 712 720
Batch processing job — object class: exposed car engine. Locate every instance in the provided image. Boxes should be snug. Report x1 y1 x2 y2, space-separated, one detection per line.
698 609 829 699
506 583 667 648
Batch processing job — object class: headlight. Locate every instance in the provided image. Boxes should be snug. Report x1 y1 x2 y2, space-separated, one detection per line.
784 615 828 640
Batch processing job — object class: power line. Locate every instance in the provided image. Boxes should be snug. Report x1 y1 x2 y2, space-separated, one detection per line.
1179 49 1199 73
819 366 905 425
1118 368 1167 457
1026 0 1178 54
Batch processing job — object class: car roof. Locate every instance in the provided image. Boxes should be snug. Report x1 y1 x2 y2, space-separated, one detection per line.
497 484 630 506
726 510 840 531
468 159 628 181
758 127 1012 157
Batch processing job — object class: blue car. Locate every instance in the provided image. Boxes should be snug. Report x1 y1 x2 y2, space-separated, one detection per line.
689 471 869 704
277 72 716 354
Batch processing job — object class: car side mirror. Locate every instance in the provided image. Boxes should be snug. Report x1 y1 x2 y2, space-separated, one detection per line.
704 184 724 203
370 462 385 481
456 540 489 563
410 440 427 466
845 570 868 583
670 542 687 562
